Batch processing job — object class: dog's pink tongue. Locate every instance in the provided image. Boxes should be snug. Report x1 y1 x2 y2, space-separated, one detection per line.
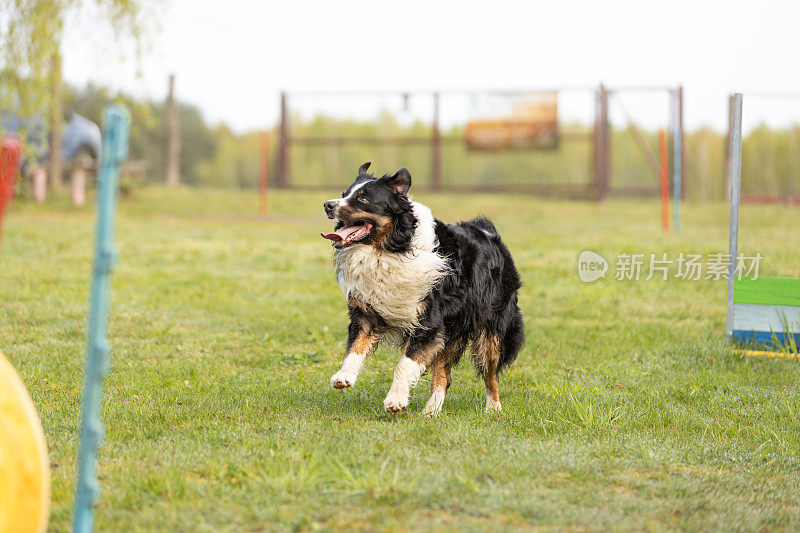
321 225 360 242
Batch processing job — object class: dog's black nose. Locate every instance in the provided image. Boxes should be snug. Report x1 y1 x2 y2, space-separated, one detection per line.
323 200 338 219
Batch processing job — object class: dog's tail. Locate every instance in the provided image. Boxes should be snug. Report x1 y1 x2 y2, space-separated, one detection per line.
470 216 498 236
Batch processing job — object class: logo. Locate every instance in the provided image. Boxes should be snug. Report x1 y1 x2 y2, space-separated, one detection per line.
578 251 608 283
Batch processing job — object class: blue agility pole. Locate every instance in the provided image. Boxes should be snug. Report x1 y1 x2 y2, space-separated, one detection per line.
73 105 130 533
672 88 682 232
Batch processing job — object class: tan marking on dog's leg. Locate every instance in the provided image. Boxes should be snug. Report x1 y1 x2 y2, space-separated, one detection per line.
384 337 444 413
471 331 488 374
478 333 502 412
423 358 451 417
331 332 378 389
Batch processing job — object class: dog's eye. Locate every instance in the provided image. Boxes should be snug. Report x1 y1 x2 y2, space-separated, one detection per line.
358 196 369 204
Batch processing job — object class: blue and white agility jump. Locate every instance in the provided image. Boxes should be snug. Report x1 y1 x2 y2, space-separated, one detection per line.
726 93 800 354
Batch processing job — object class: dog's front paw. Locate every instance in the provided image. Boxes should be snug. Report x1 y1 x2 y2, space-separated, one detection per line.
330 371 356 389
485 396 502 412
383 390 408 413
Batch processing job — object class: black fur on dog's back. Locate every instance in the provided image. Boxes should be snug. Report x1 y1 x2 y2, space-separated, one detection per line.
429 216 524 374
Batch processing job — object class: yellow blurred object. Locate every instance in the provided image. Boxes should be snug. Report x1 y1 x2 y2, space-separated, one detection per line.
740 349 799 359
0 351 50 533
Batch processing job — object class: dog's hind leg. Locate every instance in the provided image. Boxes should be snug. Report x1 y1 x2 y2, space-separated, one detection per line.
422 339 464 417
422 358 451 417
473 332 502 412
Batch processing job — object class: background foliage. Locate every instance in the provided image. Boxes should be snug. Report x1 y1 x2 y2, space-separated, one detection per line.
0 0 156 160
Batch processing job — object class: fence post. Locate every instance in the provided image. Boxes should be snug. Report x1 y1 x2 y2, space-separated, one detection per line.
431 92 442 191
277 92 289 188
592 84 611 200
165 74 181 187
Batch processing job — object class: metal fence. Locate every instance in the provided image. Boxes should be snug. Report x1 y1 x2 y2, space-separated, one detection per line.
275 85 684 200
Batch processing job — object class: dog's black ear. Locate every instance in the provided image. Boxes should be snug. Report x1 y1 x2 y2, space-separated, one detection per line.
382 168 411 196
358 162 372 176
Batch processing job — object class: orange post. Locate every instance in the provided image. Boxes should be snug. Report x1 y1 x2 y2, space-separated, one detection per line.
259 131 270 215
658 130 670 232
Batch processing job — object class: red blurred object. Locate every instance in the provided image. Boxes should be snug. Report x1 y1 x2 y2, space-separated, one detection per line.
0 135 22 241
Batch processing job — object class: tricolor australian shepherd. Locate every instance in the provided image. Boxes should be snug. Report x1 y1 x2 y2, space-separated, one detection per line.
322 163 523 415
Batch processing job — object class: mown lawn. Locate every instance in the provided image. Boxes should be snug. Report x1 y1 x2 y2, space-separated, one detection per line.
1 186 799 532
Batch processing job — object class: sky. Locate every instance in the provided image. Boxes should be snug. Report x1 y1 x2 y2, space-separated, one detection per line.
62 0 800 133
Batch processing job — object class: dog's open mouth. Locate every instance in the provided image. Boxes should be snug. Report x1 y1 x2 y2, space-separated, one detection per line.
321 222 373 248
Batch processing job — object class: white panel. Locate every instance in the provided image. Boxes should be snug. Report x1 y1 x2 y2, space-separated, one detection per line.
732 303 800 334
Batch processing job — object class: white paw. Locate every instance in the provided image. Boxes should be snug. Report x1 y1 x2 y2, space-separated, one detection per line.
485 396 502 412
383 390 409 413
422 387 446 417
330 371 357 389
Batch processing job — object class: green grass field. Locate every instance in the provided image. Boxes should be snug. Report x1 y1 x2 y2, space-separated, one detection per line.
2 187 800 532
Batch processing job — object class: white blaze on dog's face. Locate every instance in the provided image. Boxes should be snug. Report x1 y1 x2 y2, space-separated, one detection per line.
321 162 412 250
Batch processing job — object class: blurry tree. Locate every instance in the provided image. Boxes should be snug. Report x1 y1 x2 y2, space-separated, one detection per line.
684 127 725 201
196 126 259 189
66 83 215 185
178 104 216 185
0 0 158 186
743 125 800 197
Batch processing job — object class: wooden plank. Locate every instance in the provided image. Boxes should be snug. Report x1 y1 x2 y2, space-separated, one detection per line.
732 303 800 334
734 277 800 307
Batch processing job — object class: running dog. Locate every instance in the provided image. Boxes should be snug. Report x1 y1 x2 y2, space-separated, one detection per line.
321 162 523 414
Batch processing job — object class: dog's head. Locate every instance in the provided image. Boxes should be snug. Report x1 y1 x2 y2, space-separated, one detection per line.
322 162 417 253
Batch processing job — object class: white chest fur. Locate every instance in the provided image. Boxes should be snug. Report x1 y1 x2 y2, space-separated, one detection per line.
333 202 448 330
